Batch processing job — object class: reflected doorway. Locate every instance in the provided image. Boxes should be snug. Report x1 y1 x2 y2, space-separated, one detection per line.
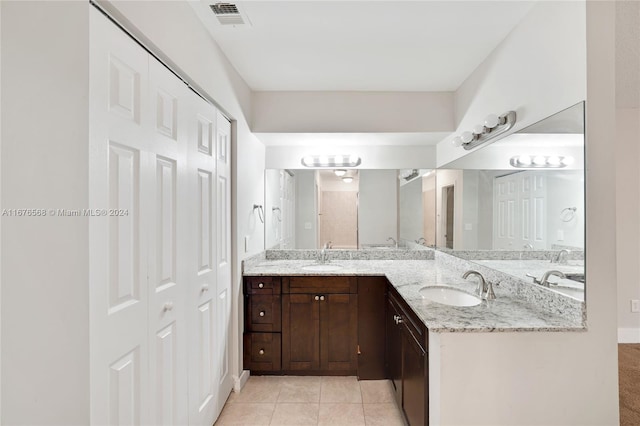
444 185 455 249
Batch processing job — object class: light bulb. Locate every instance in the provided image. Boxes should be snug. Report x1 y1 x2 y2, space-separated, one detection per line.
547 156 561 166
473 124 485 135
334 169 346 177
451 136 463 147
561 156 574 166
349 154 359 165
302 156 314 166
334 155 344 165
461 131 474 143
533 155 546 166
342 176 353 183
318 155 329 165
484 114 500 129
517 155 532 166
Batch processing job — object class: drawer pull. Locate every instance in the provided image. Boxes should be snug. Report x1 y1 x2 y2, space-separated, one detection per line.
314 295 320 301
258 349 265 355
258 283 264 289
259 311 265 317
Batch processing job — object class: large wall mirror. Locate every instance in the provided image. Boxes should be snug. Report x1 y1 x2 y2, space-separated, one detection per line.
436 102 585 300
265 169 398 249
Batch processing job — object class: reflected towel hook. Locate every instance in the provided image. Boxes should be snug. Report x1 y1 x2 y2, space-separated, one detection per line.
561 207 577 222
272 207 282 222
253 204 264 223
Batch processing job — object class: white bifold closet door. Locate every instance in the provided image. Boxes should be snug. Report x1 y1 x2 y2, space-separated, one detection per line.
90 8 231 426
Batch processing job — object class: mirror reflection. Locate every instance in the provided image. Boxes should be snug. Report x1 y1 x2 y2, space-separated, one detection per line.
436 102 585 300
265 169 405 249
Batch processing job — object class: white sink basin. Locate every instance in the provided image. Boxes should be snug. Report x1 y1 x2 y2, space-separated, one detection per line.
419 286 482 307
301 264 344 272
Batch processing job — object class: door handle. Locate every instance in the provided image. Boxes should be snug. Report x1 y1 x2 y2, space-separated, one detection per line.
163 302 174 312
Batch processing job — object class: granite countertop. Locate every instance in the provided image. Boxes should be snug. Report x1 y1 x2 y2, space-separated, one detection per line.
243 259 585 333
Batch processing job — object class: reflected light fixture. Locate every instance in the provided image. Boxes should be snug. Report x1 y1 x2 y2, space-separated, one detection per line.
450 111 517 151
334 169 347 177
301 154 362 168
510 155 574 168
342 176 354 183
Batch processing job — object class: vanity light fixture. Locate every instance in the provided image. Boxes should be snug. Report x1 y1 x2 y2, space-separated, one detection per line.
301 154 361 168
510 155 574 168
334 169 347 177
342 176 354 183
451 111 517 151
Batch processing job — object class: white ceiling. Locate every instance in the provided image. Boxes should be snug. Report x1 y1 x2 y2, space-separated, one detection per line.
192 1 535 92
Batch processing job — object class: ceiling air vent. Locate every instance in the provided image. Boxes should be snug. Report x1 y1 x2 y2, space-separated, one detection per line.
210 3 246 26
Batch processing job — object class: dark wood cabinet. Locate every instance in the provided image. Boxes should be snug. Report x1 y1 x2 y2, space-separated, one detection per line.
387 285 429 426
281 276 358 374
357 277 387 379
244 273 428 424
243 277 282 372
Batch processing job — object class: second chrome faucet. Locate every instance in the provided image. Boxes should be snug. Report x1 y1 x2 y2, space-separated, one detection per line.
462 270 496 300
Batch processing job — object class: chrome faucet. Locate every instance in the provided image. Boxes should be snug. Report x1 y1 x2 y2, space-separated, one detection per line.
550 249 570 264
319 241 332 264
523 243 533 250
540 270 566 287
387 237 398 248
462 270 496 300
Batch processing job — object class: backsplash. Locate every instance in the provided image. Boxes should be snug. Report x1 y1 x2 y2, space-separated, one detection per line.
434 250 586 325
264 248 435 261
437 248 584 261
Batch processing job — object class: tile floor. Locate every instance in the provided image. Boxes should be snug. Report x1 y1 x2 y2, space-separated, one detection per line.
214 376 407 426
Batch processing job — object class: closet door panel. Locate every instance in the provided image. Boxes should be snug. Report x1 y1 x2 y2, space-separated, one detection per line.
90 9 151 425
147 58 189 426
215 112 233 409
187 95 220 426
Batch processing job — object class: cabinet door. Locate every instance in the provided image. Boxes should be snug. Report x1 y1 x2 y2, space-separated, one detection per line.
282 294 320 371
402 328 427 426
320 294 358 372
357 277 387 379
386 298 403 407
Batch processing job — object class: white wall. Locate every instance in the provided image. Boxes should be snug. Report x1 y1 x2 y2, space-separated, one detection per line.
399 178 423 242
430 2 620 424
264 169 281 249
358 170 398 246
295 170 317 249
546 170 584 249
616 108 640 342
1 2 91 424
252 91 454 133
615 0 640 343
266 144 437 170
438 1 587 167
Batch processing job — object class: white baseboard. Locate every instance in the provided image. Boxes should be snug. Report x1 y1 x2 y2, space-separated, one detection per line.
233 370 250 392
618 328 640 343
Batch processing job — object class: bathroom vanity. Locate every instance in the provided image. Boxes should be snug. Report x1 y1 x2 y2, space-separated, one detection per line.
242 251 584 426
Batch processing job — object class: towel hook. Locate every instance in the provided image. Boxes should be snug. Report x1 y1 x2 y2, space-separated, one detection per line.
253 204 264 223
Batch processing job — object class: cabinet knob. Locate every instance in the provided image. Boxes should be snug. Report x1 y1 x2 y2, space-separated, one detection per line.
259 349 265 355
320 295 325 301
163 302 174 312
315 296 320 301
258 283 264 289
259 311 265 317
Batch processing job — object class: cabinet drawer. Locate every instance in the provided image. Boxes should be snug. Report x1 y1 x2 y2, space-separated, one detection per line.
246 294 281 332
284 276 357 294
245 276 281 295
243 332 281 372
